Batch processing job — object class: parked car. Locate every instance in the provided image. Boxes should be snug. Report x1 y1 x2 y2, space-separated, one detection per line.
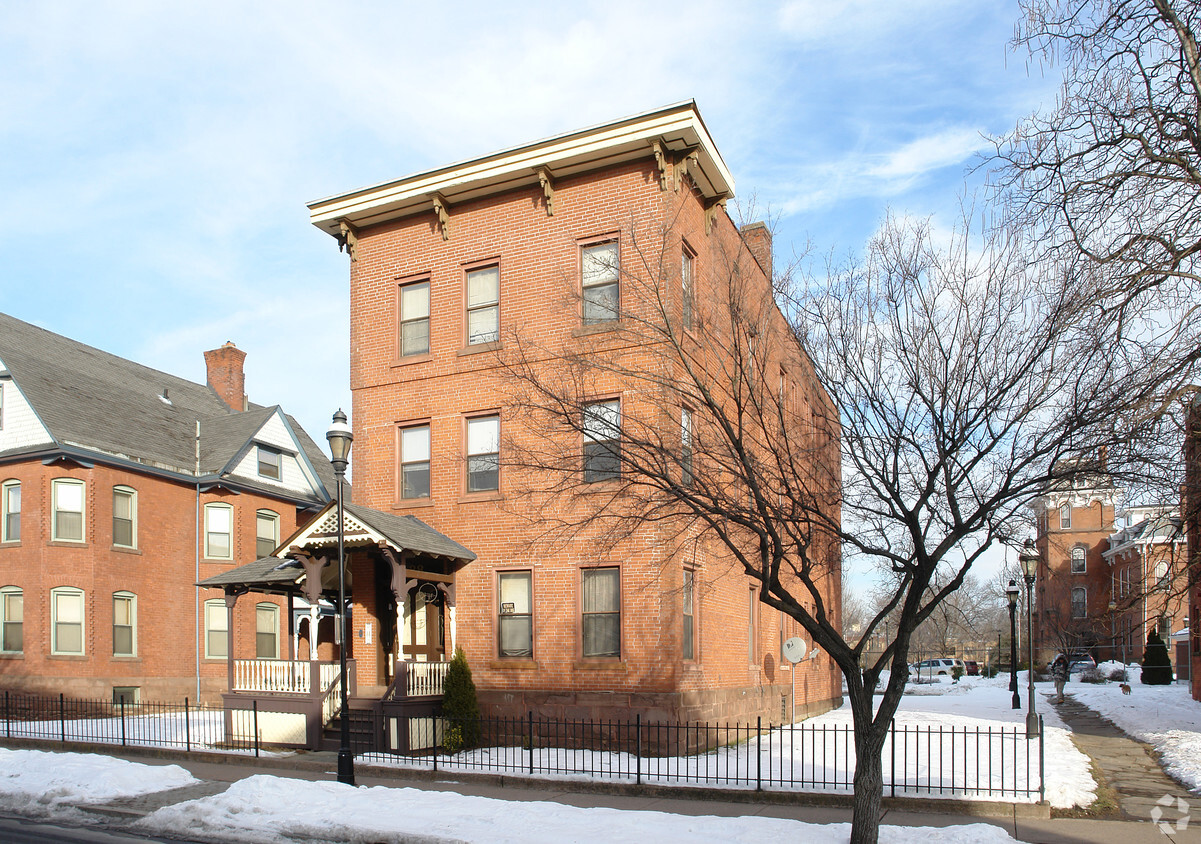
963 660 980 676
1067 653 1097 675
909 658 966 679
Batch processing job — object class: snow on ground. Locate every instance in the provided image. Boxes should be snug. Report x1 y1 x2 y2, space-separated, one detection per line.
135 773 1016 844
1064 665 1201 794
0 748 196 818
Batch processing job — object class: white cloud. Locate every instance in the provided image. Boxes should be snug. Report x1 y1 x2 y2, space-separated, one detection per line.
863 127 987 183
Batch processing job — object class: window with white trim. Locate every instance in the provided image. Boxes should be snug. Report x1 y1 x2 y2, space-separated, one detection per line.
583 400 620 483
112 486 136 549
256 510 279 558
1059 505 1072 530
466 415 500 493
399 425 431 499
204 599 228 659
204 503 233 559
1 586 21 653
52 479 85 542
112 592 136 657
682 568 695 660
51 587 85 655
681 247 695 330
256 603 279 659
498 570 532 658
1070 545 1086 574
581 240 619 324
399 280 431 357
582 567 620 658
257 446 282 480
466 265 500 345
681 408 693 487
1 481 18 543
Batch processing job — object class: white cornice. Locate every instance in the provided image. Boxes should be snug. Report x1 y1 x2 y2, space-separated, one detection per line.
307 101 735 237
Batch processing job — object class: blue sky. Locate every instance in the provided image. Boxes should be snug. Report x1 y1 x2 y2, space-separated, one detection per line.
0 1 1056 582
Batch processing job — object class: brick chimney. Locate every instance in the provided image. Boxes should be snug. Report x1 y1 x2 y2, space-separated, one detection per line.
204 341 247 411
740 221 773 281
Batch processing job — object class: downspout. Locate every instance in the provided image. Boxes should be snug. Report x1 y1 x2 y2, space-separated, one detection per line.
195 420 202 699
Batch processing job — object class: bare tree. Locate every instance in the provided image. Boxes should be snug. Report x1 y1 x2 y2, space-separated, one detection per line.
495 196 1190 842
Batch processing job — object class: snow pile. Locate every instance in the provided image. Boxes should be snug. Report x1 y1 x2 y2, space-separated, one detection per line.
137 774 1017 844
0 748 196 817
1067 678 1201 794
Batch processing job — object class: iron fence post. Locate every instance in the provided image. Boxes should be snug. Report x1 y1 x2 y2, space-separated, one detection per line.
890 719 896 798
120 698 127 747
528 711 534 775
1039 715 1045 802
4 691 8 739
185 698 191 753
59 693 65 743
636 714 642 786
253 700 260 758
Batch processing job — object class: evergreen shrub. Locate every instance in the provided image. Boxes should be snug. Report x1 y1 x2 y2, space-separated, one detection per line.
441 646 482 750
1140 631 1174 685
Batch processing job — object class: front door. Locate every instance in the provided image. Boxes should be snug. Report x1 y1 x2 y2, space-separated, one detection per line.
402 584 444 662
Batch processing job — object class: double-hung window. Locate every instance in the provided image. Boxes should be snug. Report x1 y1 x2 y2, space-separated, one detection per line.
1 587 21 653
1059 505 1072 530
399 281 431 357
112 486 136 549
582 567 620 658
400 425 431 499
205 503 233 559
256 510 280 558
681 408 693 487
583 400 620 483
1 481 18 542
51 587 84 655
681 248 695 330
257 446 282 480
52 479 85 542
113 592 136 657
1071 587 1087 619
256 603 279 659
498 571 532 658
682 569 695 660
581 241 619 324
1070 546 1086 574
466 415 500 493
204 600 228 659
466 265 500 345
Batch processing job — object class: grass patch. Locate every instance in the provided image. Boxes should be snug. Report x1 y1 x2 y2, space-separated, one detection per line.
1050 753 1121 819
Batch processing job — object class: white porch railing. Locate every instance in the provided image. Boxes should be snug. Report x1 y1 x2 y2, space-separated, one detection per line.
404 660 451 698
233 660 344 695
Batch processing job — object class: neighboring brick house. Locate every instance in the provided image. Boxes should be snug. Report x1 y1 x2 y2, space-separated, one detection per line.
0 312 339 702
307 102 844 725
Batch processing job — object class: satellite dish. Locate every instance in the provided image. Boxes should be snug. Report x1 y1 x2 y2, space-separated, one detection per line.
782 637 807 664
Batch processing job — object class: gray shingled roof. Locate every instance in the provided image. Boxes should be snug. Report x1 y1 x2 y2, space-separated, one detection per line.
345 502 476 562
198 557 305 590
0 312 334 502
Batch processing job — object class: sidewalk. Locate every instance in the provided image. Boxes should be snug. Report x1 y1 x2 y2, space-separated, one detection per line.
44 742 1199 844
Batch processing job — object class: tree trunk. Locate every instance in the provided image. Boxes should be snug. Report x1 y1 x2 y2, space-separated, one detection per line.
850 724 887 844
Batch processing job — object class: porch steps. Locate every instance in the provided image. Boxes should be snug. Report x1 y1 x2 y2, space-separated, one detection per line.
320 703 376 752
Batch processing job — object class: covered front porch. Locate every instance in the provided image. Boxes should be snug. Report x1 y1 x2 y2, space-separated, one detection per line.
199 501 476 753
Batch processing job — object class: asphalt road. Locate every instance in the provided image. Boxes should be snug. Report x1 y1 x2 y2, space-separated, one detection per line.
0 814 195 844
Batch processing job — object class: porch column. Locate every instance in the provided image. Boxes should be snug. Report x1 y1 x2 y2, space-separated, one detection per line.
386 548 408 676
444 582 457 657
224 590 241 692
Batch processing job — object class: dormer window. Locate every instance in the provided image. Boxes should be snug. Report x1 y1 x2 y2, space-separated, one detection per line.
258 446 282 480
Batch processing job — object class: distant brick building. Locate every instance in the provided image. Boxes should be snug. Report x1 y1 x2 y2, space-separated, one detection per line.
308 102 843 725
0 313 338 702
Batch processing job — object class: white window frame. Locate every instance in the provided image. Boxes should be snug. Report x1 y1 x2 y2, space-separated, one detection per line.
399 280 431 357
204 599 228 659
681 408 693 487
466 415 500 493
204 503 233 559
51 479 85 543
399 424 431 500
256 510 280 558
1 480 18 543
1059 504 1072 530
112 591 136 657
1 586 22 654
112 486 137 549
256 602 279 659
465 265 500 345
683 568 695 661
581 240 620 324
50 587 85 655
257 446 282 481
1070 545 1086 574
681 247 695 330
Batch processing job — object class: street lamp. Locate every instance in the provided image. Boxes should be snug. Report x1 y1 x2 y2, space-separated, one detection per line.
1019 538 1040 738
326 409 354 786
1006 580 1020 709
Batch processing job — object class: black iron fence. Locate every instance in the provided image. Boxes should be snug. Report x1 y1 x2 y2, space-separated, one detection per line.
364 712 1045 801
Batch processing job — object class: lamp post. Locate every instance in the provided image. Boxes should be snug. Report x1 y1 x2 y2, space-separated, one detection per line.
1019 539 1040 738
1007 580 1020 709
326 410 354 786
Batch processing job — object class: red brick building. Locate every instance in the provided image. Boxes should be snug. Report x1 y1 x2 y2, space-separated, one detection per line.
0 313 338 702
308 102 843 725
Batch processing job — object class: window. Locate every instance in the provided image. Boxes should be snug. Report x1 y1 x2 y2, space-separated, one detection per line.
681 248 694 330
1154 558 1170 589
1071 587 1087 619
466 415 500 493
581 240 619 324
399 425 431 499
112 592 135 657
256 603 279 659
582 567 620 657
257 446 282 480
498 571 532 658
399 280 431 357
583 400 620 483
1059 505 1072 530
466 265 500 345
112 486 136 549
204 503 233 559
256 510 280 558
1159 615 1172 640
1 587 21 653
682 569 695 660
1070 545 1086 574
52 479 85 542
1 481 18 542
681 408 693 487
204 600 228 659
113 687 139 705
51 587 84 655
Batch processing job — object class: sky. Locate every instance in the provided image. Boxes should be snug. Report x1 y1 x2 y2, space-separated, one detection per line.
0 1 1059 585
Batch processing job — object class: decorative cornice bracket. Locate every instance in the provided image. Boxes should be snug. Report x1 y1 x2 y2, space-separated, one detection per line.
704 192 730 235
536 167 555 216
674 147 700 192
432 193 452 241
651 140 669 191
336 220 359 261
